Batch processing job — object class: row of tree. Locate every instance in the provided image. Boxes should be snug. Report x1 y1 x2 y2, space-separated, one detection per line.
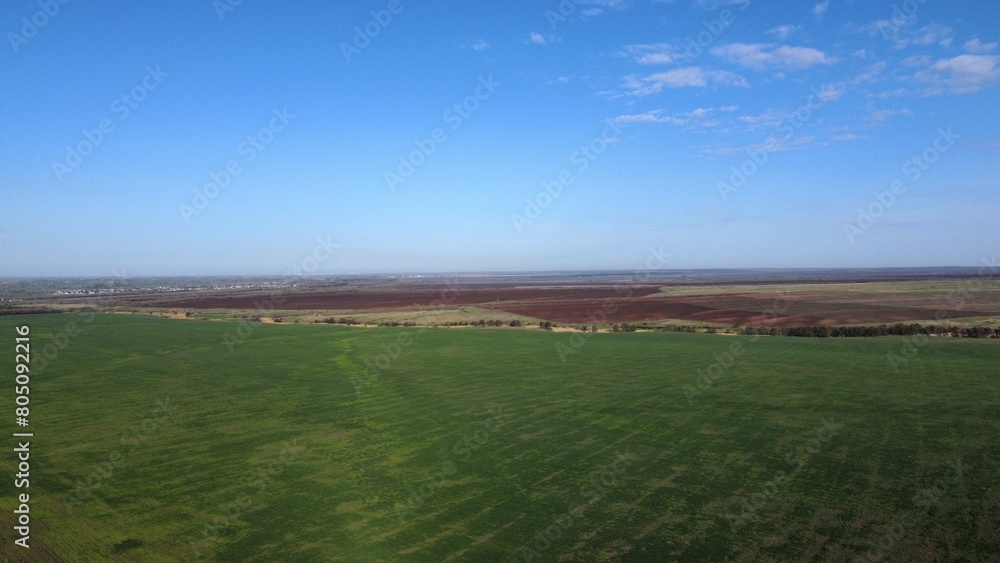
316 317 362 325
0 306 61 316
442 319 516 327
742 323 1000 339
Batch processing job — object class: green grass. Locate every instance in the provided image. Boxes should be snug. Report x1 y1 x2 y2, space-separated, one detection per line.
1 314 998 561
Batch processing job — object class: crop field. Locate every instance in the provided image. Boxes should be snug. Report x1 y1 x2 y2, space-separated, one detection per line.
1 313 999 561
70 278 1000 328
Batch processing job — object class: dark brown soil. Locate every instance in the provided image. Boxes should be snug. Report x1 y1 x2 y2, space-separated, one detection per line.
157 283 1000 327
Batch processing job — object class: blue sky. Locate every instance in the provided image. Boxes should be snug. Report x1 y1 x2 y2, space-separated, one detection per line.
1 0 998 276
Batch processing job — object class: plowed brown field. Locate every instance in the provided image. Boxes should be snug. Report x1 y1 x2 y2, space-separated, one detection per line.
158 283 1000 327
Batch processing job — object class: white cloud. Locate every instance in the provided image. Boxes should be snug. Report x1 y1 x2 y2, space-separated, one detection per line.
965 38 998 54
869 108 913 122
766 25 801 40
470 39 490 52
733 85 839 133
613 110 667 124
852 61 887 84
813 1 829 18
883 24 953 50
574 0 631 18
624 43 677 65
638 53 675 64
580 0 630 8
917 54 1000 94
711 43 836 70
694 0 749 9
701 135 816 156
527 32 559 46
901 55 932 68
912 24 953 47
736 109 787 130
876 88 907 99
817 83 845 101
623 67 748 96
613 106 738 127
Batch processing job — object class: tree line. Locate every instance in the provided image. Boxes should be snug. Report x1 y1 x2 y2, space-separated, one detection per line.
742 323 999 339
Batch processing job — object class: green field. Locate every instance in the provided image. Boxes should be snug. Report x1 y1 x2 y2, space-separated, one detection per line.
2 314 999 561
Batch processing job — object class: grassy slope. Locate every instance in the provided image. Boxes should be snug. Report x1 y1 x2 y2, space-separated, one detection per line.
0 314 998 561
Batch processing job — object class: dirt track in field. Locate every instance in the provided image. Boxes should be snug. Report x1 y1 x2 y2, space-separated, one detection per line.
156 284 1000 327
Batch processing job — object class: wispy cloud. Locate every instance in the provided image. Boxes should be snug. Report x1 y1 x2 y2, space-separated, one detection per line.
735 108 788 131
872 22 954 50
612 106 737 127
624 43 677 65
623 67 748 95
711 43 837 70
700 135 816 156
581 0 630 8
694 0 749 9
766 25 801 40
876 88 907 99
868 108 913 123
813 1 830 18
852 61 888 84
527 32 559 46
829 133 866 142
965 38 997 55
566 0 631 20
916 54 1000 95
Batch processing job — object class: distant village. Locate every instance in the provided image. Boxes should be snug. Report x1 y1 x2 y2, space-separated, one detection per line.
52 282 285 296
